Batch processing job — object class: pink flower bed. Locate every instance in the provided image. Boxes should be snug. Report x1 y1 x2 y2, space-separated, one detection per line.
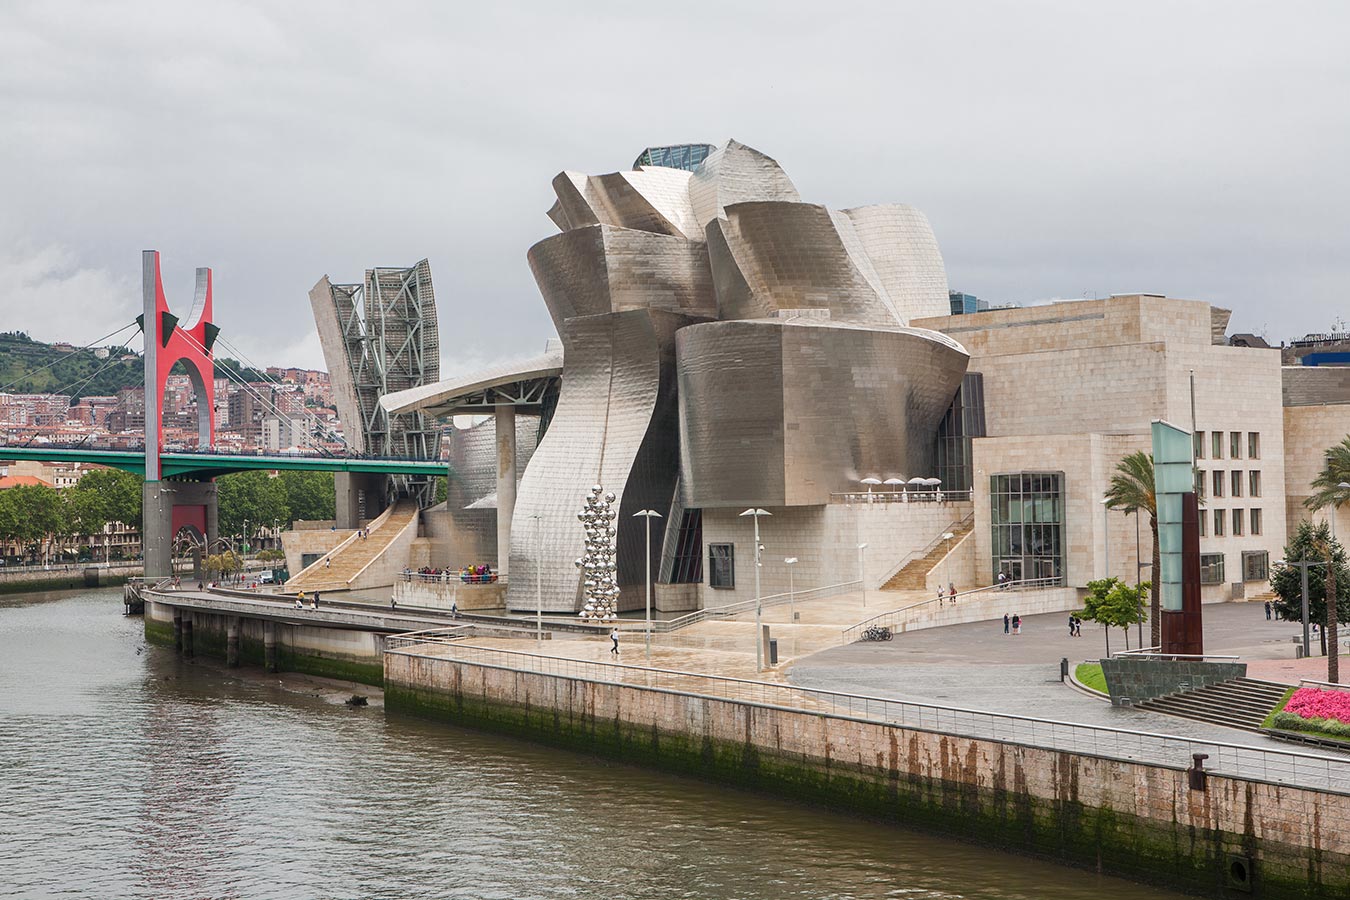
1285 687 1350 723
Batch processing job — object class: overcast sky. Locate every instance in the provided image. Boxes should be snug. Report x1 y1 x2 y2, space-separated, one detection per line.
1 1 1347 376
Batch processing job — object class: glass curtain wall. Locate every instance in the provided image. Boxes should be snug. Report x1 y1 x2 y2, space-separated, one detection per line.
990 472 1065 585
936 373 986 493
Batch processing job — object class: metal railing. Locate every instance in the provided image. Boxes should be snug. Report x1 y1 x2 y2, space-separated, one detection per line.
1111 648 1240 661
875 512 974 588
385 624 475 651
830 489 973 505
842 576 1064 643
402 571 505 586
631 580 862 634
385 638 1350 795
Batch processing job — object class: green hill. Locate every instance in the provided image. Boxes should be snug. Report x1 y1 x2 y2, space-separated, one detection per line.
0 332 270 400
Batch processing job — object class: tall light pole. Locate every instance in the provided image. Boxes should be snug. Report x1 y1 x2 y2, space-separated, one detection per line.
1100 497 1111 581
740 508 772 673
1280 558 1325 658
858 542 869 608
784 557 798 622
530 513 543 647
633 509 663 661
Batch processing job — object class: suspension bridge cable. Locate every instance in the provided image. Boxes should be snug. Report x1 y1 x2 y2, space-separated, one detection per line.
173 329 343 453
212 335 348 448
0 321 140 395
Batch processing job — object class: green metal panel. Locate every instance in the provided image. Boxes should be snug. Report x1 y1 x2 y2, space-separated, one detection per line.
1151 420 1194 613
0 447 448 479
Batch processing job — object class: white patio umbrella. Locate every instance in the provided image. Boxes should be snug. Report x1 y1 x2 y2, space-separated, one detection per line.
860 477 882 495
883 477 905 493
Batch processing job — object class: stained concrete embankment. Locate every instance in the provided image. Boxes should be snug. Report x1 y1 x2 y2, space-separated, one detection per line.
384 648 1350 900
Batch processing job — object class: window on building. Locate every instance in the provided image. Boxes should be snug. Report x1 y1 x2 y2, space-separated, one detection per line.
1248 432 1260 459
1230 431 1242 459
1249 470 1261 497
1199 510 1207 537
989 472 1065 586
1214 509 1226 536
1232 508 1244 536
1194 431 1205 459
669 509 703 584
1251 508 1263 535
1212 470 1224 497
1242 550 1268 582
1231 470 1243 498
1212 431 1223 459
1200 552 1226 585
708 543 735 589
1195 470 1206 500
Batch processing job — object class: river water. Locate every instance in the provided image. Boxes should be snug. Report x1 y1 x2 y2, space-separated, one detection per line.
0 589 1186 900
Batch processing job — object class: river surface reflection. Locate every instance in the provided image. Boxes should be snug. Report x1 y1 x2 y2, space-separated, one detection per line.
0 589 1186 900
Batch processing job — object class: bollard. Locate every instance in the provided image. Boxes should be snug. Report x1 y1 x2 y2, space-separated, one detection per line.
1188 753 1209 792
1060 657 1069 681
769 638 779 666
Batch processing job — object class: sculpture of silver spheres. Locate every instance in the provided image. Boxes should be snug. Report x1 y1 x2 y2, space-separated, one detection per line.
574 484 619 623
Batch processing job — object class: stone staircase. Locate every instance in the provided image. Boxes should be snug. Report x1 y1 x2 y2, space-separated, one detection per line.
880 518 974 591
286 500 420 592
1135 677 1290 732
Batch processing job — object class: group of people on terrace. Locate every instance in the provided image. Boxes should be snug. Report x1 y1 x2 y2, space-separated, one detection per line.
404 564 497 584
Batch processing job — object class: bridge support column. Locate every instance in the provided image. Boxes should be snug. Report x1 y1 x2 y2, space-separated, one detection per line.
143 480 219 581
263 621 278 673
173 610 183 654
182 614 194 659
226 617 240 668
495 404 516 577
335 473 387 530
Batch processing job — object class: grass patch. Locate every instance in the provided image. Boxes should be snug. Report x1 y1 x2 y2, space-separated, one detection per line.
1074 662 1107 694
1259 685 1297 730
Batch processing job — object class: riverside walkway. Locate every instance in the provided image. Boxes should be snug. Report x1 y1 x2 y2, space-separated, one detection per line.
387 633 1350 795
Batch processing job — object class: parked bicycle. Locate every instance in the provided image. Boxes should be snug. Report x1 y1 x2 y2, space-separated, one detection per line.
861 625 893 642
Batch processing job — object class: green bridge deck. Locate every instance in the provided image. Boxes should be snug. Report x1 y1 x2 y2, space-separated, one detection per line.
0 447 449 479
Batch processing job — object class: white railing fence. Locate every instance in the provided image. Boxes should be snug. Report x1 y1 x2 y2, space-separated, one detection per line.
842 576 1063 642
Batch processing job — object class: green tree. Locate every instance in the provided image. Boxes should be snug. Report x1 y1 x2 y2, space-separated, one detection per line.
217 471 290 542
67 468 142 536
278 470 335 523
1080 577 1150 655
1272 520 1350 673
3 484 68 563
1104 451 1160 648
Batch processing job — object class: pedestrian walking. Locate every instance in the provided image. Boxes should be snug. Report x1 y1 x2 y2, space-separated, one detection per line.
1265 600 1272 621
1003 613 1010 635
610 627 620 655
451 599 458 620
997 571 1008 591
936 586 945 606
1075 617 1082 637
312 591 320 609
390 596 397 609
1012 614 1021 635
948 582 956 604
325 557 331 569
1068 614 1075 637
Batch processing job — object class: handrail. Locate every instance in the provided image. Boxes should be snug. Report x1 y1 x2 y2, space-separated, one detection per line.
1111 648 1240 661
385 639 1350 795
842 576 1063 642
875 512 975 588
385 624 474 650
829 489 973 505
639 580 862 633
1297 678 1350 692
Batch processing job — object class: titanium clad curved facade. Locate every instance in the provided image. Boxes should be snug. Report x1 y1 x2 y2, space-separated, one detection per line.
678 319 969 508
841 204 950 321
688 139 800 231
528 225 716 331
508 309 695 612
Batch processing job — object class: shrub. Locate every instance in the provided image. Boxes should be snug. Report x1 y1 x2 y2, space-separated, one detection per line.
1286 686 1350 722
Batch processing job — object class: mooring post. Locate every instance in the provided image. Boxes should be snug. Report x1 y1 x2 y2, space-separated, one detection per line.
173 611 183 654
263 621 278 673
226 617 240 668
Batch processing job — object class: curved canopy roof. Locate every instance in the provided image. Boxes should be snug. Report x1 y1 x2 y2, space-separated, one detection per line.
379 348 563 418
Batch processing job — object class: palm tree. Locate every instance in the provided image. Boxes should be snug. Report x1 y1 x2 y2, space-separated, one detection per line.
1306 436 1350 512
1105 451 1160 648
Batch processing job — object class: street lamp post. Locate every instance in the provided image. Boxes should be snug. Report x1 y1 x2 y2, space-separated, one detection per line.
1100 497 1111 581
784 557 798 622
858 542 869 608
633 509 663 661
941 532 955 597
1280 558 1325 658
740 508 772 673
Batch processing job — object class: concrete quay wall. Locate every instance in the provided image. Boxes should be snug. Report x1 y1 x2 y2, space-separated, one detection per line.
145 600 384 686
385 651 1350 900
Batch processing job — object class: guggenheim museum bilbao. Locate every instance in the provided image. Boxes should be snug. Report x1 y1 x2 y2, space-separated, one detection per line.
361 139 1348 614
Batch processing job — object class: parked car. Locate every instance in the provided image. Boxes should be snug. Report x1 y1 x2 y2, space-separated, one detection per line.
259 571 275 584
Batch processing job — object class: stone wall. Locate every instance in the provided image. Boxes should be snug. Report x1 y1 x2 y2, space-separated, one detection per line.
1099 657 1247 706
385 650 1350 899
281 527 355 578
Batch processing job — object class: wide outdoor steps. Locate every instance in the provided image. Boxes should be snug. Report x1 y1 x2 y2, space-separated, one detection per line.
287 500 420 590
1135 677 1290 732
881 519 973 592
